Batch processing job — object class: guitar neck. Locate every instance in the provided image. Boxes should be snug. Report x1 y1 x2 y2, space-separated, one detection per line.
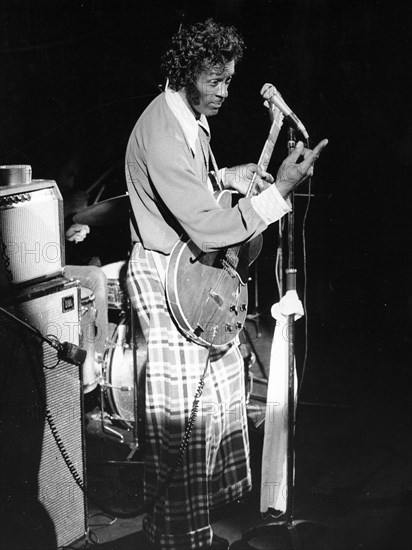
246 106 284 198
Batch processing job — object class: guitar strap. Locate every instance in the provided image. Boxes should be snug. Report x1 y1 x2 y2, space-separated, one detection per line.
198 125 223 192
208 145 224 191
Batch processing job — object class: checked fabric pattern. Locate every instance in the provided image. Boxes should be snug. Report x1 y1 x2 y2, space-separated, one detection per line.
126 243 252 549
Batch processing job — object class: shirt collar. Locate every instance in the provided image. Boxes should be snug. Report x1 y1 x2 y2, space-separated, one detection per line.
165 87 210 154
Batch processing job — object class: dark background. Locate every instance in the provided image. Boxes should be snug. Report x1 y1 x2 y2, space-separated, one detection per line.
1 0 411 400
1 2 411 548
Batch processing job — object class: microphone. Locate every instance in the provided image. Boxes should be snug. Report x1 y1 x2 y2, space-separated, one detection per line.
261 83 309 140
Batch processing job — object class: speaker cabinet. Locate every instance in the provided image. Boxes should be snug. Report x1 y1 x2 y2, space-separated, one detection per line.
0 179 65 295
0 278 87 550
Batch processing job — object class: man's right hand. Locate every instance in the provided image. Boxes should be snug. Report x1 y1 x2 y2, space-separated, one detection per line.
275 139 329 198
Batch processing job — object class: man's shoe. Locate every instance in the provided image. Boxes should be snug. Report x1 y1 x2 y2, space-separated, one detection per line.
210 533 230 550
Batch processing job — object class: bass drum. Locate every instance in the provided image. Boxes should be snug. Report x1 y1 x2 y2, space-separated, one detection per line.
104 312 147 429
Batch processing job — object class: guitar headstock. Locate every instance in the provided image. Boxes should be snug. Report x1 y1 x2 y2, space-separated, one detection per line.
263 98 284 127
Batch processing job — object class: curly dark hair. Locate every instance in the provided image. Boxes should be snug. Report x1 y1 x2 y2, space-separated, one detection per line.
161 19 245 90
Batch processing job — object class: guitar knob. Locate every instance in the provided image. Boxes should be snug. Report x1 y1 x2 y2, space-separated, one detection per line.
240 303 247 311
229 304 238 315
236 322 242 329
225 324 233 332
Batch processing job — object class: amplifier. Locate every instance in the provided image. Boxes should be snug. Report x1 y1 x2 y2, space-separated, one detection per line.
0 179 65 296
0 277 87 549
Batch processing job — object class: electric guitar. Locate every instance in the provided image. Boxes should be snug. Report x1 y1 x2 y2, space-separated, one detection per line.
166 105 284 347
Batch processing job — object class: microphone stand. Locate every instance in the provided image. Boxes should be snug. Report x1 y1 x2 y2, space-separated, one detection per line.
233 129 324 550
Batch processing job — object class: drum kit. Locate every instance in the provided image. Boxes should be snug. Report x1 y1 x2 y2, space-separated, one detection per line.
99 260 146 438
74 193 254 445
74 195 146 442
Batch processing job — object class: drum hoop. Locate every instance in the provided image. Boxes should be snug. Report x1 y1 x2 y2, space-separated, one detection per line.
105 314 134 428
80 287 95 305
101 260 127 279
104 312 147 429
80 287 97 393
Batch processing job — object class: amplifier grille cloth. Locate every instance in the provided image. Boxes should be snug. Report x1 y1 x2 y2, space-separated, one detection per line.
0 187 62 285
0 280 86 548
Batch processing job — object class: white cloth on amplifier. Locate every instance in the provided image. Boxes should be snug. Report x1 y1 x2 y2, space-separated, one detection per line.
260 290 304 515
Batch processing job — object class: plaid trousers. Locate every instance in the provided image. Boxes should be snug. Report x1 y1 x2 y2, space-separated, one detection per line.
126 243 251 549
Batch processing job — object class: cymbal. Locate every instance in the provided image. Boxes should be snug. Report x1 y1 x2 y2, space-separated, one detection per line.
73 194 129 227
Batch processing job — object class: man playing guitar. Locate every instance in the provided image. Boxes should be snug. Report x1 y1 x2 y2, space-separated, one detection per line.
125 18 327 550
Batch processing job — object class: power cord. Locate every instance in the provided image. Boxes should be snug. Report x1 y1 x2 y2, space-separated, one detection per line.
1 305 143 525
299 170 312 397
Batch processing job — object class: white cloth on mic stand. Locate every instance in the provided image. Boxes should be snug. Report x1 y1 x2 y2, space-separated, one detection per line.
260 290 304 515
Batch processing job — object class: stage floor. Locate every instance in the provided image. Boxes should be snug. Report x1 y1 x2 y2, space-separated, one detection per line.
75 313 411 550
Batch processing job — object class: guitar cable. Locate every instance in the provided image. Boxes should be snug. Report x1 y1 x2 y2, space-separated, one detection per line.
0 306 143 523
296 136 312 398
298 162 312 397
157 349 211 500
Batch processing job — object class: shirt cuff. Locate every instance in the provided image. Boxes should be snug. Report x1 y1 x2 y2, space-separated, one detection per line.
251 183 292 224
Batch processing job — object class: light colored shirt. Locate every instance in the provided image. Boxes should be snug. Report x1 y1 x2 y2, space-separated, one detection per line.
164 87 210 155
125 90 290 254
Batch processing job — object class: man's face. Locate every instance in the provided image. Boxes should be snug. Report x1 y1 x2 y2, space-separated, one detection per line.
185 60 235 117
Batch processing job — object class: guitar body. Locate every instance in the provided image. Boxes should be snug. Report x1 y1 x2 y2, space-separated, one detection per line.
166 191 262 347
166 106 283 347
